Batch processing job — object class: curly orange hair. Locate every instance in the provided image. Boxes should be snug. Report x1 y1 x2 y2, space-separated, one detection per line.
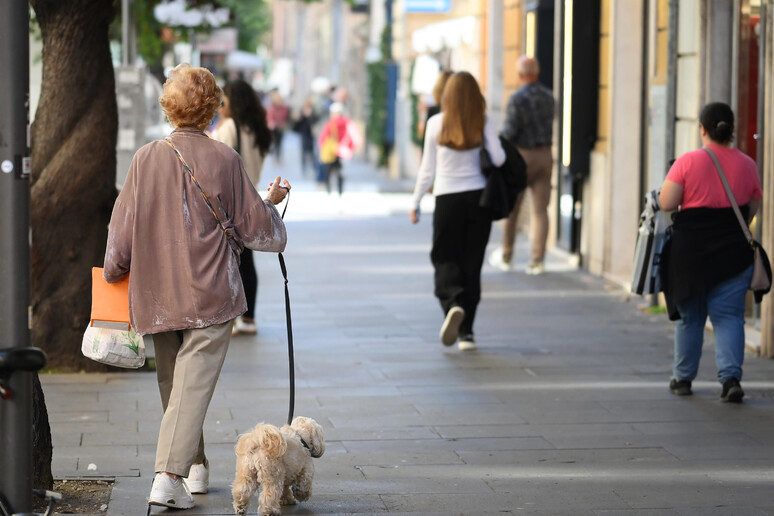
159 64 222 131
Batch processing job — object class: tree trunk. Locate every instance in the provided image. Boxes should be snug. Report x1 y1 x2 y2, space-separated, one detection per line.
32 374 53 490
30 0 118 372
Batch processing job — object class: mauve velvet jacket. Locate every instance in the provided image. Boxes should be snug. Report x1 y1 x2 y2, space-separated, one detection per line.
103 128 287 335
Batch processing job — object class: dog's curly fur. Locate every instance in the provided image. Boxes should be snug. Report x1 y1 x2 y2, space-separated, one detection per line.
232 416 325 516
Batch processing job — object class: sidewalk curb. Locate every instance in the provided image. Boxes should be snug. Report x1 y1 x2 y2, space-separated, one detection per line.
107 477 150 516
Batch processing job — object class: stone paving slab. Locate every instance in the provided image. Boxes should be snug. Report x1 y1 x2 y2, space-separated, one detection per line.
36 149 774 514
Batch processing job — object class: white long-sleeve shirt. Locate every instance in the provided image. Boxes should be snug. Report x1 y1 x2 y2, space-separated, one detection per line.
412 113 506 210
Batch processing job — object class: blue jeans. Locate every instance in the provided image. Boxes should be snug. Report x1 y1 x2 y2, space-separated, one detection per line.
673 265 753 384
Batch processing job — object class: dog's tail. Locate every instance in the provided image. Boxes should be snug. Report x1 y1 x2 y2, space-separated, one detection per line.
236 423 287 460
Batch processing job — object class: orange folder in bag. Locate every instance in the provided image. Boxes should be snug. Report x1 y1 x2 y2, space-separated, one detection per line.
90 267 131 330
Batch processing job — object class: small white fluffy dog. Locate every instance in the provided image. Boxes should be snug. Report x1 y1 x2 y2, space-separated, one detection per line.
232 416 325 516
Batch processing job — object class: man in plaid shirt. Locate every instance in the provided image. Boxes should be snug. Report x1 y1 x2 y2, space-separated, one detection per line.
490 56 555 275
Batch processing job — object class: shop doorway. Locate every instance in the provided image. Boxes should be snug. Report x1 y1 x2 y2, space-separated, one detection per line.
556 0 601 255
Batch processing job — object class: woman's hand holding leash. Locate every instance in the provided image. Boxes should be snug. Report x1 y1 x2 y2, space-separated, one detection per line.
267 176 291 205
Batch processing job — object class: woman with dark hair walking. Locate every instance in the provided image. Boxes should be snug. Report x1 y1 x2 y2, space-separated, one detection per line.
410 71 505 351
660 102 763 402
212 79 273 335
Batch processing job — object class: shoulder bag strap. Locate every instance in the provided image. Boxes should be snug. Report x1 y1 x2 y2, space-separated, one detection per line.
703 146 754 245
164 137 229 239
235 119 242 155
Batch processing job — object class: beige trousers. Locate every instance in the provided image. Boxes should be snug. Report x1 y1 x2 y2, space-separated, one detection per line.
153 320 232 476
502 146 553 263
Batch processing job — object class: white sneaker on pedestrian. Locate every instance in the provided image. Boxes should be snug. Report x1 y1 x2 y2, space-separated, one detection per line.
458 334 477 351
232 317 258 336
525 261 545 275
440 306 465 346
186 462 209 494
149 473 195 509
488 248 513 272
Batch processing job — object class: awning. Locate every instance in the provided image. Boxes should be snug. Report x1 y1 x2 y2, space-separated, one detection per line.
411 16 476 54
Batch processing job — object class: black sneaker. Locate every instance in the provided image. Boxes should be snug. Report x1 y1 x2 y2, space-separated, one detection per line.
669 378 692 396
458 334 476 351
720 378 744 403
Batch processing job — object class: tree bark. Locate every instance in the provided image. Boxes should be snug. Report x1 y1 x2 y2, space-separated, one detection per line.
32 374 53 490
30 0 118 372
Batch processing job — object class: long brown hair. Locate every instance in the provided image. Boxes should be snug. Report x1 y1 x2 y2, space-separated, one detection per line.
437 72 486 150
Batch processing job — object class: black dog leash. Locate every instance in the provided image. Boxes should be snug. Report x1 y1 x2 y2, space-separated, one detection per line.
277 188 295 426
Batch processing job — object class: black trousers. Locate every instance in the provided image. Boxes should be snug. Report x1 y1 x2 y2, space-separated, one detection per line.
431 189 492 336
324 159 344 195
271 128 284 160
239 249 258 319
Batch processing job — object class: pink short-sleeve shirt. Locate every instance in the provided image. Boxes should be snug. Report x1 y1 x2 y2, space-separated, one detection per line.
666 144 762 209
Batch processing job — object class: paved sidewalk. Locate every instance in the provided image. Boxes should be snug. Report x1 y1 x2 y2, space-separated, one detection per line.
42 138 774 515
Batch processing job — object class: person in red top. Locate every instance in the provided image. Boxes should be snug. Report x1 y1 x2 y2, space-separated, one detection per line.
660 102 762 403
316 103 361 195
266 90 290 163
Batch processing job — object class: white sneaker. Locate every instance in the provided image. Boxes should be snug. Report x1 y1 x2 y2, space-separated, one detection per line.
187 462 209 494
232 317 258 336
488 248 513 272
149 473 195 509
525 261 545 275
440 306 465 347
458 335 477 351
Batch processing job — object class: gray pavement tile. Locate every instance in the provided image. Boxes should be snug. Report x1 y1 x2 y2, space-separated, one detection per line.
596 509 774 516
81 430 159 447
320 451 464 467
322 426 440 441
48 410 109 423
457 447 677 465
436 422 643 440
329 411 529 428
344 464 493 495
341 437 553 454
380 492 596 514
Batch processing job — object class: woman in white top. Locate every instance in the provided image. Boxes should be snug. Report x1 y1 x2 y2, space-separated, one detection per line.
410 71 505 351
211 79 273 335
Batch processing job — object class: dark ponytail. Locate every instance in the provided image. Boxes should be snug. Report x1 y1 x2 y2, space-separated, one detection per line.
699 102 734 143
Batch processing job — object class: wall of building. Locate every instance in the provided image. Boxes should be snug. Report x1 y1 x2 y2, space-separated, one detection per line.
674 0 701 156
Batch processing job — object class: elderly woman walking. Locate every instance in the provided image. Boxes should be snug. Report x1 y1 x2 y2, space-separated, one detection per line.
103 64 291 509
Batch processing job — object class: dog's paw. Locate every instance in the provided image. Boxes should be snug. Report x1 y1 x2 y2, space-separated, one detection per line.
281 496 297 506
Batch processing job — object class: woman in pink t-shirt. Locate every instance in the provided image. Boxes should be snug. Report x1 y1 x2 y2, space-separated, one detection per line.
659 102 762 403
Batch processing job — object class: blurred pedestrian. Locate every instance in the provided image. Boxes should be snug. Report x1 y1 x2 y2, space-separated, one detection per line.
292 95 319 177
103 64 290 510
266 90 290 163
660 102 762 403
410 71 505 351
317 102 361 195
489 56 555 275
418 70 453 149
211 78 273 336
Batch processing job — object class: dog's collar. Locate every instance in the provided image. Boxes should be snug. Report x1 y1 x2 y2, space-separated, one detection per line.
299 437 312 453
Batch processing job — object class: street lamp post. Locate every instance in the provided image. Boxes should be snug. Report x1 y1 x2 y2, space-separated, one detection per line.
0 0 33 513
